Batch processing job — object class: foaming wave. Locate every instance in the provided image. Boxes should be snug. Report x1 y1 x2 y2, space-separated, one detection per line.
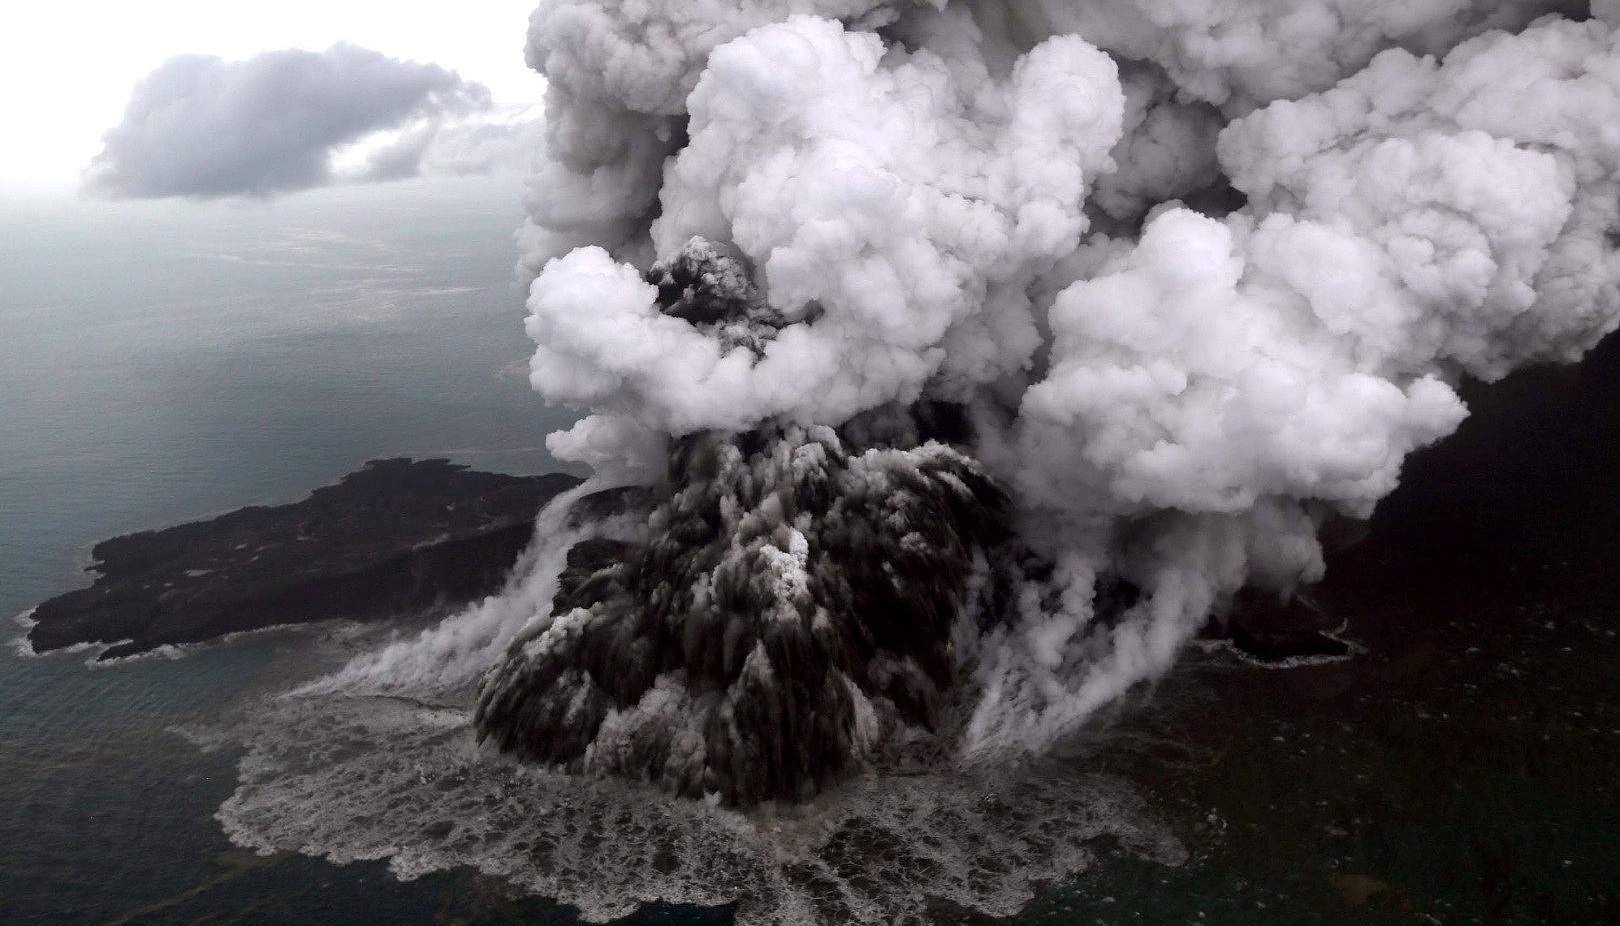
217 685 1182 925
10 609 38 658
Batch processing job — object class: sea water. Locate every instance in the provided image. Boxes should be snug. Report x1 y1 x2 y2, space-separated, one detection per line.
0 177 613 925
4 178 1615 925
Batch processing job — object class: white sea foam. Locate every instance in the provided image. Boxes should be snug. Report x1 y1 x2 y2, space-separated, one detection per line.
218 686 1183 925
10 609 39 658
86 622 345 668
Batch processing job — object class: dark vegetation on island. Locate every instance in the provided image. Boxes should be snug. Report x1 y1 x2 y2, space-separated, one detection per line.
27 459 579 660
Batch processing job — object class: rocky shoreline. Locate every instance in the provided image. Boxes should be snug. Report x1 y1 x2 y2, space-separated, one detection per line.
26 459 580 660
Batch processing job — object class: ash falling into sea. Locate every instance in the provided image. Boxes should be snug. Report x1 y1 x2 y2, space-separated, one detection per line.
223 0 1620 919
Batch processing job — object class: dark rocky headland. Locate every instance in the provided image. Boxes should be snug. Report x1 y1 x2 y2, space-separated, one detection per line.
27 459 579 660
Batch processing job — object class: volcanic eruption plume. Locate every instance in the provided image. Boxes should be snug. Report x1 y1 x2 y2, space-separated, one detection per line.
364 0 1620 806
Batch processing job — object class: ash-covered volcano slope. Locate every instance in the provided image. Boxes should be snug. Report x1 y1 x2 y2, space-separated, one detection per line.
477 248 1010 805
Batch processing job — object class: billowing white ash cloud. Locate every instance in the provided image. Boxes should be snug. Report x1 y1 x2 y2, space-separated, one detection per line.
458 1 1620 799
991 0 1586 111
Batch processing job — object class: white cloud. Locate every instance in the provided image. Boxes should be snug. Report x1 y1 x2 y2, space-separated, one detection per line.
82 45 538 198
0 1 544 189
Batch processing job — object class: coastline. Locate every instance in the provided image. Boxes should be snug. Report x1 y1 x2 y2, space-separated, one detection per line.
23 459 580 661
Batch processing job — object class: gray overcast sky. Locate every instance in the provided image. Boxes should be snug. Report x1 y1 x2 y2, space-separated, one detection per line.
0 1 543 192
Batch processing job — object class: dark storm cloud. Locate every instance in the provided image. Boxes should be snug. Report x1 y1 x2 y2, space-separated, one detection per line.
83 44 493 198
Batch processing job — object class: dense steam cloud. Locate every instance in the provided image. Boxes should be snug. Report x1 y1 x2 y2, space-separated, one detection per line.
84 44 519 198
287 1 1620 808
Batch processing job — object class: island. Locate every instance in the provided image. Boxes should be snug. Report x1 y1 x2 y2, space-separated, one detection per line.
26 459 580 661
30 320 1619 670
